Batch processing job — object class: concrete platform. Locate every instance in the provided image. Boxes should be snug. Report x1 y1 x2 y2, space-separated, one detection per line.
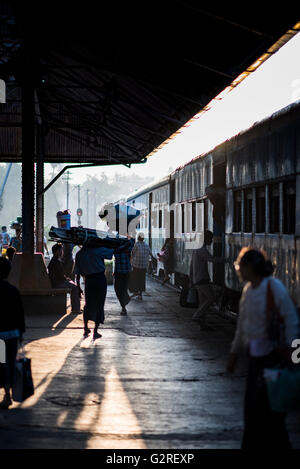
0 277 299 449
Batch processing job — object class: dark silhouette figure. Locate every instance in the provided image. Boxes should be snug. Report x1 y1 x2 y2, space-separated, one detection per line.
48 243 81 314
0 257 25 409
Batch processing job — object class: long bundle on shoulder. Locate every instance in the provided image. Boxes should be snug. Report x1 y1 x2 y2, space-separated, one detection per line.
48 226 128 248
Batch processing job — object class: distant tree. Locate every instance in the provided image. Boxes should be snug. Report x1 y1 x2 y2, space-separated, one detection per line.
0 162 155 232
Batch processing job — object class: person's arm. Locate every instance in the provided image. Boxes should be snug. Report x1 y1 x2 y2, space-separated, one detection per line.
203 248 227 264
226 290 247 373
114 240 131 254
76 274 83 297
130 244 137 261
101 247 114 260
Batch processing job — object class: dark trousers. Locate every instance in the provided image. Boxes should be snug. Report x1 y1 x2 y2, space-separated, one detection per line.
114 272 130 308
242 353 292 450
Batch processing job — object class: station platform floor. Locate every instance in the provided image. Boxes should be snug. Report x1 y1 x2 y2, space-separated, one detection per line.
0 277 299 449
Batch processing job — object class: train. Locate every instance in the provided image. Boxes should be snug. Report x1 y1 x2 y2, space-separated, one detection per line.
115 100 300 311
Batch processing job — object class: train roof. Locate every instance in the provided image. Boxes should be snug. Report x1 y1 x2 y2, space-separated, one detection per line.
119 99 300 203
174 99 300 171
125 175 170 201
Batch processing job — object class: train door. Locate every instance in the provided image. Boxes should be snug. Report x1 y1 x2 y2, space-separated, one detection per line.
148 192 153 251
169 178 175 241
211 163 226 285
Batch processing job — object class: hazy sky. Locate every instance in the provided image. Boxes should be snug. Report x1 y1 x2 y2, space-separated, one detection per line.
45 30 300 186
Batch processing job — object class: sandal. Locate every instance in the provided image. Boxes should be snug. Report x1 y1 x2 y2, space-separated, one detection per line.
93 331 102 340
0 396 12 409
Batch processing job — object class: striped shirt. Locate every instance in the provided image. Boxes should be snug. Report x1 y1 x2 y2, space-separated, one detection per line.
131 241 151 269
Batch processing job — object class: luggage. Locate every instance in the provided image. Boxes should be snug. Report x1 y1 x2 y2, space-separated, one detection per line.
180 286 199 308
12 357 34 403
49 226 129 249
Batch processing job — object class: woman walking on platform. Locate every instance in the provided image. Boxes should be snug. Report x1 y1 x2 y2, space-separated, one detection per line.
157 238 174 285
226 247 299 449
75 244 114 340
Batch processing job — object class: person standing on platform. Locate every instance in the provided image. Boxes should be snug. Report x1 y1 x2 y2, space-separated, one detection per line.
6 247 16 263
129 233 151 301
0 257 25 409
157 238 174 285
62 243 75 281
0 226 10 253
226 247 299 450
189 230 227 327
114 236 135 315
75 244 114 339
48 243 81 314
9 227 22 253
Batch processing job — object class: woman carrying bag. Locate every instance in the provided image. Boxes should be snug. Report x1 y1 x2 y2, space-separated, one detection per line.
226 247 299 449
157 238 174 285
0 257 25 409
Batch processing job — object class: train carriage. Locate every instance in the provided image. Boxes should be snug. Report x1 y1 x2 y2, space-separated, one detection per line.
225 101 300 305
118 100 300 310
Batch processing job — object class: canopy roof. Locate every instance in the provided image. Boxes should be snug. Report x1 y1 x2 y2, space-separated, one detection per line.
0 1 299 165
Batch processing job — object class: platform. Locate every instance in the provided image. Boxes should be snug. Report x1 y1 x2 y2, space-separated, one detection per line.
0 277 299 449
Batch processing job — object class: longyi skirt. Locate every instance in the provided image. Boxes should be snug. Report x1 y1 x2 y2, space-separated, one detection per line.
84 272 107 325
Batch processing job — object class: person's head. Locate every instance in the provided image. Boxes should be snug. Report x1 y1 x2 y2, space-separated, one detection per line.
6 246 16 261
0 257 11 280
203 230 213 245
1 226 7 232
137 232 145 242
235 247 274 283
52 243 63 258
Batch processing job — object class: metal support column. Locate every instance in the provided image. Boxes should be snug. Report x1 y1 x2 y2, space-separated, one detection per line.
21 66 35 254
36 124 44 253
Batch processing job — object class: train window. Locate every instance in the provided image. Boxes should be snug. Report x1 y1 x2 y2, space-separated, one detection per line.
269 184 279 233
233 191 242 232
181 204 185 233
192 201 196 232
283 181 296 234
256 187 266 233
159 209 162 229
204 200 208 231
244 189 253 233
174 204 181 234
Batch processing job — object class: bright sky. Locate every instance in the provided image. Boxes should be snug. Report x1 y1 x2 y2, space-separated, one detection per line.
45 30 300 186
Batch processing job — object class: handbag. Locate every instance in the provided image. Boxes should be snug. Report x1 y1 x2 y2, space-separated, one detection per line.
186 287 198 305
264 281 300 412
180 283 199 308
12 347 34 403
264 366 300 413
157 250 168 262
